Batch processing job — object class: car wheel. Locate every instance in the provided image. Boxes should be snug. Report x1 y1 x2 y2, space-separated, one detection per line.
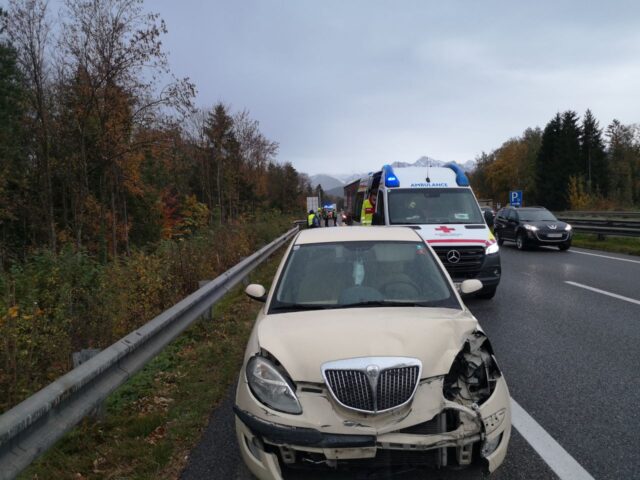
476 286 497 300
516 232 526 250
495 231 504 246
559 242 571 251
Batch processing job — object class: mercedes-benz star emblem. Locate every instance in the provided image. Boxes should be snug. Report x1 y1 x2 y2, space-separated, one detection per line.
446 250 461 264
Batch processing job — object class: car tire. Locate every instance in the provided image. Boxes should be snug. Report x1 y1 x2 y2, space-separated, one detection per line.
495 231 504 246
476 286 497 300
516 232 526 250
559 242 571 251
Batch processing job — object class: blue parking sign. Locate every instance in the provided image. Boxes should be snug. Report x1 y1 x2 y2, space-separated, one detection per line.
510 190 523 207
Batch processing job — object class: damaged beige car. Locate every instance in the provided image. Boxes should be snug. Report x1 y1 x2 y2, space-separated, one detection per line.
235 227 511 479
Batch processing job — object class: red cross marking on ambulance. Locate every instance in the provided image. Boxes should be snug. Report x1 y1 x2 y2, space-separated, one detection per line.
435 226 456 233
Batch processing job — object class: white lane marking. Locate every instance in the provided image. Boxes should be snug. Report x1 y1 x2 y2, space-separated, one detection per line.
511 399 595 480
570 249 640 265
565 281 640 306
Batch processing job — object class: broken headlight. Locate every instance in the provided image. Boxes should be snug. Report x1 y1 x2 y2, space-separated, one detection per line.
247 355 302 414
443 332 501 406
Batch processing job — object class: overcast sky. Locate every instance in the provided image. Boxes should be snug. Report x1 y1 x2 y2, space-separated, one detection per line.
151 1 640 176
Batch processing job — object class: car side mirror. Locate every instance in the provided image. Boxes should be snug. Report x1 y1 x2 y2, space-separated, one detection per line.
459 279 483 295
372 212 384 225
245 284 267 302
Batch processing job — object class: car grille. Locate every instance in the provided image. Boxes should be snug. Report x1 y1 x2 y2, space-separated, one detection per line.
324 370 374 411
433 245 485 277
323 359 421 413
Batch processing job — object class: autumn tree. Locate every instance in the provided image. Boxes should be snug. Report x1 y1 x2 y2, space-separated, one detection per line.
0 9 28 263
5 0 56 250
606 120 639 205
55 0 194 255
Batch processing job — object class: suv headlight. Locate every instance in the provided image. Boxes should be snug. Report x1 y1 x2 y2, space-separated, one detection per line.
246 356 302 414
565 224 572 231
486 243 499 255
523 224 538 231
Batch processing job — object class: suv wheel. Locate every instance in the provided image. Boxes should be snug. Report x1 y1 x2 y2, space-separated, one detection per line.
516 232 526 250
559 241 571 251
495 231 504 246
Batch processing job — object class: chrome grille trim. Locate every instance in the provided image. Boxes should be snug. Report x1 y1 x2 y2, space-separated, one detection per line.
321 357 422 413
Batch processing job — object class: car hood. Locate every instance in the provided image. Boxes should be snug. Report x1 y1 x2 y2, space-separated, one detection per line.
256 307 478 383
522 220 568 231
412 224 492 247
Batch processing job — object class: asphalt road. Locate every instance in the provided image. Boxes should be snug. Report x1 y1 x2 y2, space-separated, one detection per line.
181 244 640 480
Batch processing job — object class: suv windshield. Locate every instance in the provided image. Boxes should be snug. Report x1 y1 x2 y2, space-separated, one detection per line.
388 188 484 225
519 209 558 222
270 241 460 313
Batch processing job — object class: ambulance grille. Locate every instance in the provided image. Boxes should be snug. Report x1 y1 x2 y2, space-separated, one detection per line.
433 246 485 277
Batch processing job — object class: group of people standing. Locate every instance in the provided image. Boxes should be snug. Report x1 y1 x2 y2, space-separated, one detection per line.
307 208 338 228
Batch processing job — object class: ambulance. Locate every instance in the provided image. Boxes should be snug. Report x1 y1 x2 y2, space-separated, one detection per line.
366 163 500 299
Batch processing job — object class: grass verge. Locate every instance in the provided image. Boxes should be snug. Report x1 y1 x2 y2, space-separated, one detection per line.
572 233 640 256
20 249 284 480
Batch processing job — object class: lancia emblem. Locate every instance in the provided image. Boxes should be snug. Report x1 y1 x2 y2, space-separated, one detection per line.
366 365 380 377
446 250 461 264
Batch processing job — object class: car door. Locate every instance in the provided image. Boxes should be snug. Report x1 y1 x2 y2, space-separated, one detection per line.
509 209 520 240
506 209 520 239
494 208 507 235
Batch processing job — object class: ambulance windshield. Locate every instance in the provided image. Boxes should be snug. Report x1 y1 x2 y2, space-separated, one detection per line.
387 188 484 225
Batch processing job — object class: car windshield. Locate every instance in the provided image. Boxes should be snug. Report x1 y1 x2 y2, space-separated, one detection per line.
519 209 557 222
388 188 484 225
270 241 460 313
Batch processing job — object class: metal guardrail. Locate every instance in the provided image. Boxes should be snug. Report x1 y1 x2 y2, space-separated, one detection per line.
555 212 640 237
0 226 299 480
556 210 640 219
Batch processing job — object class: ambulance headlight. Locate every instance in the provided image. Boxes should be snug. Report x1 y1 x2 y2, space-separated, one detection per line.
486 243 499 255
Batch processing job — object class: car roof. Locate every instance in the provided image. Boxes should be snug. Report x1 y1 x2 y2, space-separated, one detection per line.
295 226 423 245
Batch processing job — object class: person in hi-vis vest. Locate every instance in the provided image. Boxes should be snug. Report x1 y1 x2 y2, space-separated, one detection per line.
360 191 376 226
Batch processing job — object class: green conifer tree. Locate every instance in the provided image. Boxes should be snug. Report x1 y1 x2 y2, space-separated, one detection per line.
580 109 608 195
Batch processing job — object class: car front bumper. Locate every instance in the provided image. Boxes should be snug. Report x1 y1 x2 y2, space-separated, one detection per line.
234 375 511 479
526 230 572 245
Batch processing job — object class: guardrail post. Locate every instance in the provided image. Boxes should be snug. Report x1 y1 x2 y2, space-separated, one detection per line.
71 349 104 419
198 280 213 320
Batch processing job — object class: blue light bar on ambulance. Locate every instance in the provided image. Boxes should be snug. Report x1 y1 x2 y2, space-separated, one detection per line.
382 164 400 187
444 162 470 186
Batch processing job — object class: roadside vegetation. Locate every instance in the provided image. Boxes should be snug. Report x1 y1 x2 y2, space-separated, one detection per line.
0 0 313 413
572 233 640 256
20 245 284 480
469 111 640 212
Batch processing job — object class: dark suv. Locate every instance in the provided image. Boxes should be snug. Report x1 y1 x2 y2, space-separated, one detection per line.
494 207 572 250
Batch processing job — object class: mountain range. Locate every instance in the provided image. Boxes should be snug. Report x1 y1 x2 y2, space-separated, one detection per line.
309 156 476 197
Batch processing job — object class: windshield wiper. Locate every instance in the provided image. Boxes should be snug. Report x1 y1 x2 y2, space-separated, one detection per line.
270 303 333 312
342 300 431 308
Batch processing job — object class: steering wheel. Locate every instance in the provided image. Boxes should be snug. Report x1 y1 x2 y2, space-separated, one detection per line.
379 279 420 297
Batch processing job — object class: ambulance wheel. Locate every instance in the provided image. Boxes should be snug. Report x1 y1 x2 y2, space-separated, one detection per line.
476 286 497 300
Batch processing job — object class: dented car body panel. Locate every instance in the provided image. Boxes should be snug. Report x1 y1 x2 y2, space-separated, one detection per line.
235 227 511 478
